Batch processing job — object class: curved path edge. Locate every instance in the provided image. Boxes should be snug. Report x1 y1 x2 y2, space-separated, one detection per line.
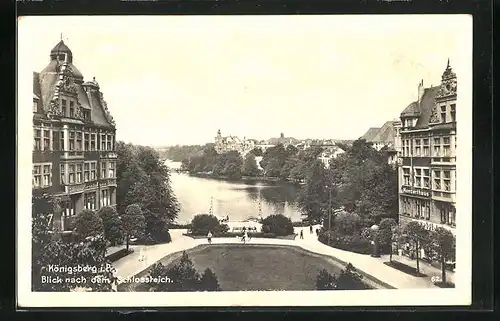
112 228 439 290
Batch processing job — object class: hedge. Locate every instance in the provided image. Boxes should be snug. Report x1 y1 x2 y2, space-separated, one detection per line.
318 230 372 254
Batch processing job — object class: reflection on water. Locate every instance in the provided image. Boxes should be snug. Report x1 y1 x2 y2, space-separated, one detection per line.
169 169 304 224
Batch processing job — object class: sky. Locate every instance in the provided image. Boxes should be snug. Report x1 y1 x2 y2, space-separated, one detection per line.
19 15 472 146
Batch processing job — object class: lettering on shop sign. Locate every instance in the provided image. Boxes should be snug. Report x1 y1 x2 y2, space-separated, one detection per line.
402 187 430 197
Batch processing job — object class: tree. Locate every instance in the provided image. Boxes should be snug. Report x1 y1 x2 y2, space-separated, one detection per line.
199 268 221 291
378 218 397 261
326 139 398 227
333 212 361 235
121 145 180 243
31 208 117 292
189 214 228 236
316 268 337 290
122 204 146 251
243 153 261 177
74 209 104 240
148 251 201 291
260 144 287 178
98 206 123 246
251 147 263 157
428 227 456 284
298 159 331 224
260 214 294 236
402 221 430 274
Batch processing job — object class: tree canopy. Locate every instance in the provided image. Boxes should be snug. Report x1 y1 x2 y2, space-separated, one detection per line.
116 142 180 243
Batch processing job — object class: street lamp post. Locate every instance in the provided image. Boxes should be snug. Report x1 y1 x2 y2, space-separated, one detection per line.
371 224 380 257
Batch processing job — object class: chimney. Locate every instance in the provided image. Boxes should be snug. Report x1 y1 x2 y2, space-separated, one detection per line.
418 79 425 103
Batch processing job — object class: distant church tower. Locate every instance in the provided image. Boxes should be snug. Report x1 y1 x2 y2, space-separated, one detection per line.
215 129 223 153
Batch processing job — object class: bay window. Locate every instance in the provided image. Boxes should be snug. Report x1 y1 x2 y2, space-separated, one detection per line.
101 162 106 179
443 170 451 191
423 139 429 156
91 162 96 180
84 163 90 182
76 164 83 183
32 165 41 188
60 164 65 185
68 164 75 184
403 168 410 186
433 137 441 157
43 164 51 187
43 129 50 151
108 162 115 178
84 133 89 151
34 129 41 151
433 170 441 190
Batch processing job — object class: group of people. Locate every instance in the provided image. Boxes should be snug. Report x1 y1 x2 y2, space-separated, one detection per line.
298 225 317 239
206 227 251 244
207 224 320 243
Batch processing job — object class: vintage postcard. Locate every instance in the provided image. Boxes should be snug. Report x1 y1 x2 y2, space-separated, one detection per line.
17 14 472 307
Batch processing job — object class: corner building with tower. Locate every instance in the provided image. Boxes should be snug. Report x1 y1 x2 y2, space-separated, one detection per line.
32 39 118 231
398 60 457 236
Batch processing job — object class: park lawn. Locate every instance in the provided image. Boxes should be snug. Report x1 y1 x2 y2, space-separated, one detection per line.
164 244 344 291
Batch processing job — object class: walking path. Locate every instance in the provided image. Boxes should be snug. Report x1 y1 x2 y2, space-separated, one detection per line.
112 226 454 289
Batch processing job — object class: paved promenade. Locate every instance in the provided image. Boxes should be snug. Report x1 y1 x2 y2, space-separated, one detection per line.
112 226 454 289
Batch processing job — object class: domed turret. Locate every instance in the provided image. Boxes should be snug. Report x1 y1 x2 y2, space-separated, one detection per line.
50 40 73 63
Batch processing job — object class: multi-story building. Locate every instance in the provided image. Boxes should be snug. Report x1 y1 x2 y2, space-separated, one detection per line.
214 130 256 156
398 60 457 236
32 39 117 231
360 121 396 151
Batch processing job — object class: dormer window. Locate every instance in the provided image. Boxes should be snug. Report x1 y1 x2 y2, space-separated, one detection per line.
450 104 456 122
440 105 447 123
69 101 75 118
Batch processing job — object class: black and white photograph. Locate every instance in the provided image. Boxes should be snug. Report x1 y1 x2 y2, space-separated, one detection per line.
17 15 472 307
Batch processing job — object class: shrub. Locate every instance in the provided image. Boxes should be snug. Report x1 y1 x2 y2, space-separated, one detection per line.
189 214 227 236
316 268 337 290
98 206 124 246
74 209 104 240
260 214 294 236
336 263 367 290
106 248 133 262
318 231 372 254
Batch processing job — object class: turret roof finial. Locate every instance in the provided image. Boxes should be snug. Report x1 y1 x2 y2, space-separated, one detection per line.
447 58 450 69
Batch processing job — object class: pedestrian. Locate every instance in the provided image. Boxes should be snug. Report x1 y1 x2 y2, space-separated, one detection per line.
310 225 313 234
316 228 319 236
207 230 212 244
241 232 246 244
300 230 304 239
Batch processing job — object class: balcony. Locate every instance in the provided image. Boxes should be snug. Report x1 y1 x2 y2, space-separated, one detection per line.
100 152 118 159
432 190 456 203
65 183 86 194
60 151 84 160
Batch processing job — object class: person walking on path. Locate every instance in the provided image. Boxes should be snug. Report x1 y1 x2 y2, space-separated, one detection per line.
300 230 304 239
207 230 213 244
310 225 313 234
241 231 247 244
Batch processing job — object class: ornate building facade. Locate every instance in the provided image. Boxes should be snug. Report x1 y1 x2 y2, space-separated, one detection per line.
398 60 457 236
33 39 117 231
214 130 256 155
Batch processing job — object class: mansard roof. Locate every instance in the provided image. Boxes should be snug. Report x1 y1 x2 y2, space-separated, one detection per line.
33 46 115 128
